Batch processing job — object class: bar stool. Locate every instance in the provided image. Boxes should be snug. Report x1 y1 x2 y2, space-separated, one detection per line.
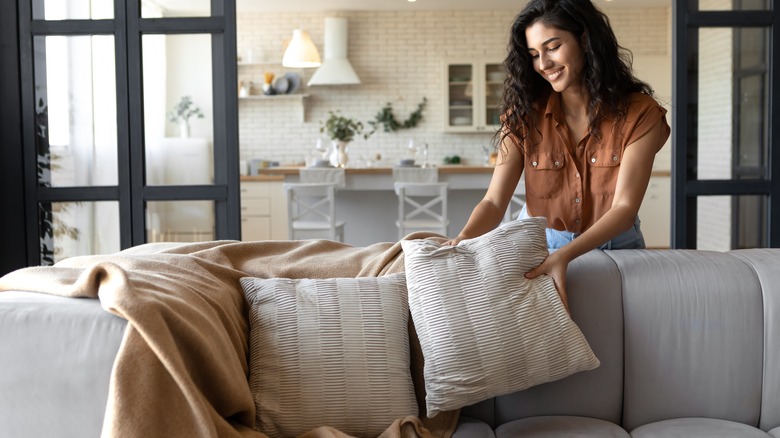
284 183 345 241
392 167 449 239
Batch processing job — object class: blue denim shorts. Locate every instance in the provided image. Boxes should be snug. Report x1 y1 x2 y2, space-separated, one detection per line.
517 206 646 250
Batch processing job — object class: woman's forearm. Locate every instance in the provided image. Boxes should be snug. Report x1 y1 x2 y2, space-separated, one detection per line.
454 199 506 240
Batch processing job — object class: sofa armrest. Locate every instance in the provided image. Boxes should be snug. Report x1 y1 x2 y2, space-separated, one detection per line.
0 291 127 437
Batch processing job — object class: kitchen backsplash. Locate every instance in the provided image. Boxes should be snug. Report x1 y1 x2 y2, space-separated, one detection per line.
237 6 670 167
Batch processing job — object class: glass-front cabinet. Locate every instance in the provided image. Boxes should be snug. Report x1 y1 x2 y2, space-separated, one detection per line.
444 59 505 133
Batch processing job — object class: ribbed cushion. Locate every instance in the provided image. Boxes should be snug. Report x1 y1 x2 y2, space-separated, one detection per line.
401 217 600 418
630 417 771 438
240 274 417 438
497 415 630 437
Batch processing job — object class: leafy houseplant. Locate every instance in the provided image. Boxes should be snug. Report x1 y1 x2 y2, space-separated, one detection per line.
167 96 204 137
320 111 364 143
320 111 364 167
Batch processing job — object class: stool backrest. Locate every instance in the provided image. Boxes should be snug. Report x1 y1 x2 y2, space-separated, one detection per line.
393 182 449 239
392 167 438 183
300 167 346 187
284 182 340 240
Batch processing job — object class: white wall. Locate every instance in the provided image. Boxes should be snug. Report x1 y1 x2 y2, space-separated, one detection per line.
236 7 672 167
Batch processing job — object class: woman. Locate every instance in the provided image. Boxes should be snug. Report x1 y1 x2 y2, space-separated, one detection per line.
445 0 670 310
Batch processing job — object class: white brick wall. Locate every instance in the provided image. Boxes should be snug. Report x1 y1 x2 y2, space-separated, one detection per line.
236 7 671 167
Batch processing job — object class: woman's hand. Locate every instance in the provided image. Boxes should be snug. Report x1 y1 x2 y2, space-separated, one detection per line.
442 236 464 246
525 251 570 314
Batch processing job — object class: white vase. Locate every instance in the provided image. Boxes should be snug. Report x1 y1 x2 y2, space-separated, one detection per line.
179 121 190 138
329 141 349 168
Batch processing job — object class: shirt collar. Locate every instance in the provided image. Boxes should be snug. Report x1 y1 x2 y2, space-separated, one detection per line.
544 91 566 126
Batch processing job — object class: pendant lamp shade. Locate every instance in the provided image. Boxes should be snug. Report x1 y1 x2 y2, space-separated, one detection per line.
282 29 321 68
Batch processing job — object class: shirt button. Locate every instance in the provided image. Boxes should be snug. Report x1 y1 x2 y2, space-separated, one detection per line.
532 161 538 167
591 157 597 163
554 161 560 167
575 172 580 178
612 155 618 162
575 197 580 203
575 219 581 224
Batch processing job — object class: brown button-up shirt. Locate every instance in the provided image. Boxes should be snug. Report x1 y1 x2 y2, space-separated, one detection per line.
516 92 670 233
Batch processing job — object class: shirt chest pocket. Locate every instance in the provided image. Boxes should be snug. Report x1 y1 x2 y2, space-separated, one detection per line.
525 152 565 199
588 149 621 195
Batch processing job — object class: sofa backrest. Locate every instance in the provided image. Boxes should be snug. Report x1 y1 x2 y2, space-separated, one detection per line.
609 250 764 432
731 249 780 432
461 250 626 427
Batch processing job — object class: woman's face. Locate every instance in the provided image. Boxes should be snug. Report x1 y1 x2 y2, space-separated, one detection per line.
525 20 585 94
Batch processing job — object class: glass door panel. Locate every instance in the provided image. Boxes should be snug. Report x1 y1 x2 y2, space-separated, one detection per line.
447 64 474 129
32 0 113 20
146 200 215 242
33 35 118 188
141 0 211 18
484 63 505 127
39 201 120 264
696 27 768 181
143 33 214 187
697 0 771 11
696 195 767 250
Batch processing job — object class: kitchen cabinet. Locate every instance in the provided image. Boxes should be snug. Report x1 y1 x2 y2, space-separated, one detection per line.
240 180 288 241
443 59 505 133
638 175 671 248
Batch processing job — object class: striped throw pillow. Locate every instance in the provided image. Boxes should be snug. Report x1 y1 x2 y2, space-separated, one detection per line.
240 274 417 438
401 217 600 417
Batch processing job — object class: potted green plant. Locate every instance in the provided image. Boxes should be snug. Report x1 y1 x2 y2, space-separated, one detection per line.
168 96 204 138
320 111 363 167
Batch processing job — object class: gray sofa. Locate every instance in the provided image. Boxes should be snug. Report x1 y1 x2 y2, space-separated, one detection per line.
1 248 779 437
457 248 780 438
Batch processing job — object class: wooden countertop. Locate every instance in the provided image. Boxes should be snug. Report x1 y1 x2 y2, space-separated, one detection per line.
249 165 495 177
240 174 285 182
243 166 671 179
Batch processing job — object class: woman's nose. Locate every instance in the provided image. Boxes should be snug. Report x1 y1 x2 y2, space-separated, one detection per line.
538 53 553 69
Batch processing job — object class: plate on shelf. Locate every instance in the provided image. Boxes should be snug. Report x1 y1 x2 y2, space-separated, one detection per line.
451 116 472 126
284 72 302 94
272 76 289 94
488 72 505 82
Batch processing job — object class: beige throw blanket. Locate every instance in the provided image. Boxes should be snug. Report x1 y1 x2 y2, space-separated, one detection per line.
0 235 459 438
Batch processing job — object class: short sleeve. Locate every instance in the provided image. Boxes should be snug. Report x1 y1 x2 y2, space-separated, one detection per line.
622 94 671 152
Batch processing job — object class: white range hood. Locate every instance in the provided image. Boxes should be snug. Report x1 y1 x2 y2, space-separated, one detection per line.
307 17 361 86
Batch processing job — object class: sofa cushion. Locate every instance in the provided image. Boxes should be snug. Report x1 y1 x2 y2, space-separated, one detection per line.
496 415 630 437
630 418 771 438
452 416 496 438
240 275 417 438
401 217 600 418
609 250 764 431
769 426 780 438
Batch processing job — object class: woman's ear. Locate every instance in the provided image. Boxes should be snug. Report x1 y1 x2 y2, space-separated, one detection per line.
580 32 588 49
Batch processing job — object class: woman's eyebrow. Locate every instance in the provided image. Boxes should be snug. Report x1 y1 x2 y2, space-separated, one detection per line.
528 36 561 51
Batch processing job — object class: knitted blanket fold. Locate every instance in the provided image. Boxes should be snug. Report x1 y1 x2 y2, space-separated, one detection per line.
0 235 459 438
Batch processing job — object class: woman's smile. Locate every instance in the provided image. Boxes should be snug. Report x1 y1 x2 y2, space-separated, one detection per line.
545 68 564 82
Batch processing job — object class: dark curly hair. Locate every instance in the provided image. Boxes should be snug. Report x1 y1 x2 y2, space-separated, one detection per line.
497 0 653 153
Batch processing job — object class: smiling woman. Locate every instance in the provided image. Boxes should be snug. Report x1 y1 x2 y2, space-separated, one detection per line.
446 0 670 309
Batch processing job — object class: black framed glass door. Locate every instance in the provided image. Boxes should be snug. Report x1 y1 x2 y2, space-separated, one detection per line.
673 0 778 249
17 0 239 265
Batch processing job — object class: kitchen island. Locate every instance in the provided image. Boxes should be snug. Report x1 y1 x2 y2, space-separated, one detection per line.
245 165 496 246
